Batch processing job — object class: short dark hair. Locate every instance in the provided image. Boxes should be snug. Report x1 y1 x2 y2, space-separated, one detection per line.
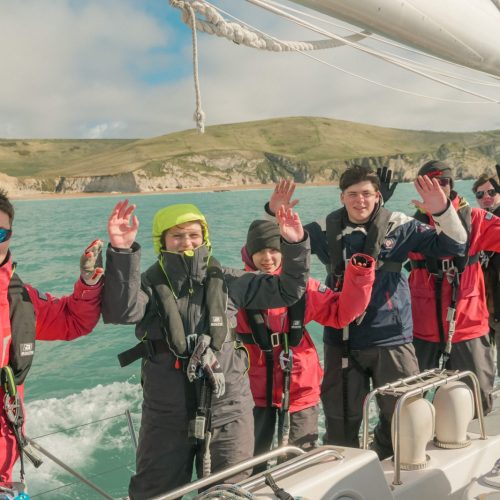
0 189 14 225
472 173 494 193
339 165 380 192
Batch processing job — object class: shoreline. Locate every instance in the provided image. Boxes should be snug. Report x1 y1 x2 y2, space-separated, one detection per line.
10 181 339 201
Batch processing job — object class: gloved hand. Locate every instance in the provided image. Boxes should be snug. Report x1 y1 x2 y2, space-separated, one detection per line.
187 334 225 398
80 239 104 286
376 166 398 203
201 349 225 398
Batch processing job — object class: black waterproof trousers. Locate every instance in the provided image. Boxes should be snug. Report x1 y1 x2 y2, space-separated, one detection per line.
321 343 419 460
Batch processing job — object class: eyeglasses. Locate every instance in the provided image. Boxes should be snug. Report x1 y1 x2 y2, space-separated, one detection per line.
345 191 377 200
0 228 12 243
475 189 497 200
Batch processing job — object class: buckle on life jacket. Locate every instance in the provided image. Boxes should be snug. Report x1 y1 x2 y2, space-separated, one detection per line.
441 259 454 273
186 334 198 354
270 332 281 348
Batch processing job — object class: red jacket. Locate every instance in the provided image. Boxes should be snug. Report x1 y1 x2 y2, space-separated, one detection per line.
236 253 375 412
0 255 102 482
409 201 500 343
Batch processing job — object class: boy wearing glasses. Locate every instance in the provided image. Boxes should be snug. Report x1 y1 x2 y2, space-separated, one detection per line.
408 161 500 414
0 189 103 486
266 165 467 460
472 170 500 376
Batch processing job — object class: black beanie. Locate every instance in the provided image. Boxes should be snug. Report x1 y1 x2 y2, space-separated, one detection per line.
418 160 454 188
246 220 281 257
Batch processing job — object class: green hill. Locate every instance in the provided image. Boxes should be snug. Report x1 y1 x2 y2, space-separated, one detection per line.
1 117 499 179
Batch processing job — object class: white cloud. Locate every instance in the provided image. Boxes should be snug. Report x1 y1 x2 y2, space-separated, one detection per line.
0 0 499 139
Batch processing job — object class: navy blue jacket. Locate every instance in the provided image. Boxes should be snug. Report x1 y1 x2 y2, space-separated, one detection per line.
305 205 467 349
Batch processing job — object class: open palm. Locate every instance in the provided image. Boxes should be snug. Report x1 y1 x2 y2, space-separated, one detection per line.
107 200 139 249
276 206 304 243
412 176 447 214
269 179 299 214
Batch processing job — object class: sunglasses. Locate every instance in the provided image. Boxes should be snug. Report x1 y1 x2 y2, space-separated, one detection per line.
435 178 451 187
0 228 12 243
475 189 497 200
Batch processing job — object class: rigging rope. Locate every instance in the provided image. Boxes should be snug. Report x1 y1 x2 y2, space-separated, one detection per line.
169 0 499 131
264 0 500 87
170 0 370 51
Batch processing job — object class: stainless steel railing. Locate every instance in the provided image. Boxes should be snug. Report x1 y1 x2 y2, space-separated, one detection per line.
361 368 486 486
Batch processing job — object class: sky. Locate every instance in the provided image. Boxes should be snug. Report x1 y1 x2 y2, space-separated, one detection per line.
1 0 500 139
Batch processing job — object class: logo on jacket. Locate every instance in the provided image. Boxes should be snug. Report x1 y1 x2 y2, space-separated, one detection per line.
318 284 327 293
383 238 396 249
20 343 34 357
210 316 223 327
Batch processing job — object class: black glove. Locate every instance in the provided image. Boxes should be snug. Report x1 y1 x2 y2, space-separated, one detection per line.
377 166 398 203
495 165 500 192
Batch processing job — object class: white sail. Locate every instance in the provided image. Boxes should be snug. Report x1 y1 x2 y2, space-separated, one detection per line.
289 0 500 77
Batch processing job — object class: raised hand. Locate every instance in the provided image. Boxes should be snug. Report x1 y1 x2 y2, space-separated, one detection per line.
412 175 448 214
108 199 139 249
269 178 299 215
276 206 304 243
377 166 398 203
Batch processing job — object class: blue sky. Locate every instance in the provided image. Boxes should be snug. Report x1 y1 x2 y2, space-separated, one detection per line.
1 0 499 139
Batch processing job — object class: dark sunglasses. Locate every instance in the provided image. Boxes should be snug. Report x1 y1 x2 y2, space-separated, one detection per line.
475 189 497 200
0 228 12 243
436 178 451 187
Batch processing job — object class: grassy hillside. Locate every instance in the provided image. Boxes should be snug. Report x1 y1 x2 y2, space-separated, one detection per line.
1 117 499 178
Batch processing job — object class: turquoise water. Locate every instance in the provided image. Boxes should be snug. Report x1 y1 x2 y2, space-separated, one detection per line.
10 181 479 499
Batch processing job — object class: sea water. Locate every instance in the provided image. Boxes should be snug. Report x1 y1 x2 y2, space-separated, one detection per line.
9 180 482 498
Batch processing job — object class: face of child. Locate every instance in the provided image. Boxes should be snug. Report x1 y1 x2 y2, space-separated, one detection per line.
164 221 203 253
251 248 282 273
340 180 381 224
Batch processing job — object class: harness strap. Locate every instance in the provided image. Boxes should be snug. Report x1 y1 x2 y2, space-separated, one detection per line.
117 330 236 367
376 260 403 273
410 253 480 271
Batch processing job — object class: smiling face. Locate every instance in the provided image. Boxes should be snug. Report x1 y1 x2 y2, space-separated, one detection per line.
475 180 500 210
251 247 282 274
340 180 381 224
163 221 204 253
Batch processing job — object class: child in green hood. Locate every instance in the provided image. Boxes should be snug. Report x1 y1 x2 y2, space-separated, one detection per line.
103 199 311 500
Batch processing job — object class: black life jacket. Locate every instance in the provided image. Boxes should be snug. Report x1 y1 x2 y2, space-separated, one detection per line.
7 271 36 386
243 295 306 350
117 256 232 367
238 295 306 408
325 205 401 291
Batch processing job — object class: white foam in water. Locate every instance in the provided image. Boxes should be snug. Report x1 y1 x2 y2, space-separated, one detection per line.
14 380 142 497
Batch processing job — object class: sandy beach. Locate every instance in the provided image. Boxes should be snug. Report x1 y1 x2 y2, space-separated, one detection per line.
10 181 338 201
